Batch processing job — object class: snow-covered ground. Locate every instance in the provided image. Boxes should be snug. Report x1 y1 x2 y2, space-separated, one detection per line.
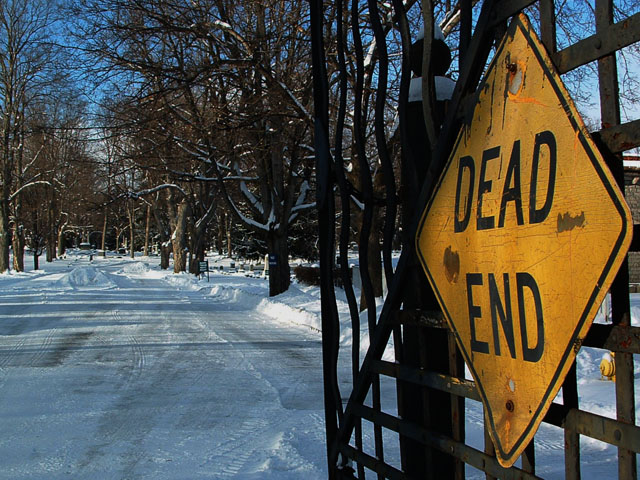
0 251 637 478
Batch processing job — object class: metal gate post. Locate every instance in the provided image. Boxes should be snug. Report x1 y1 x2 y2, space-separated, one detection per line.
399 126 457 478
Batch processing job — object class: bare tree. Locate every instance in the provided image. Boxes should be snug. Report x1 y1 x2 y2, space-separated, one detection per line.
0 0 62 271
73 0 316 295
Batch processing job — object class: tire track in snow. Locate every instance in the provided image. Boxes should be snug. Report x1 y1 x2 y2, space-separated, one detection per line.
0 328 58 370
28 328 58 367
40 331 94 367
107 309 146 388
130 334 146 375
200 417 272 476
0 336 29 369
0 328 66 393
0 336 29 390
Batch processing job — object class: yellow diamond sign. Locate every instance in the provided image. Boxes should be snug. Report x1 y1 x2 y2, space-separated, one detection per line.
416 14 632 467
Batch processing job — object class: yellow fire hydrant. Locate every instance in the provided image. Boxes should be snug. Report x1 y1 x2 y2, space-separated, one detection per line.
599 352 616 381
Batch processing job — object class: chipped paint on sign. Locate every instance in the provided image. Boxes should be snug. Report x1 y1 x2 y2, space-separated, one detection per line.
444 246 460 283
557 211 586 232
415 14 632 467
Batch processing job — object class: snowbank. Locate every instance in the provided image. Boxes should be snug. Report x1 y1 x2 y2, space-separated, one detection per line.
118 261 152 275
54 266 117 290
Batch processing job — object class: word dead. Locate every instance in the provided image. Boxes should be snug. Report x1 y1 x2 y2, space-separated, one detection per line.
454 130 557 233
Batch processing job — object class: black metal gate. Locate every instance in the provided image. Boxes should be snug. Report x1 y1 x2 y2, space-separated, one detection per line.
311 0 640 478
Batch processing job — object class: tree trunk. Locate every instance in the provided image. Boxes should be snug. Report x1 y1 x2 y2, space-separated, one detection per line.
46 200 55 263
101 213 107 256
267 229 290 297
114 227 120 253
151 197 171 270
57 218 68 258
12 178 24 271
128 202 135 259
57 230 65 257
12 223 24 272
188 252 196 274
226 215 232 257
171 201 189 273
0 197 10 272
160 242 171 269
144 204 151 256
31 209 40 270
46 234 55 262
216 212 225 254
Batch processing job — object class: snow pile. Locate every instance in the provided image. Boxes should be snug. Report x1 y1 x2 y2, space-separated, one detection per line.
55 266 117 290
119 261 151 275
209 284 266 307
258 285 323 332
257 297 321 333
163 272 202 290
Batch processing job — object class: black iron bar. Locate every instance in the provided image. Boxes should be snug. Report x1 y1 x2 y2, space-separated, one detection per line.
350 0 384 474
366 1 394 474
310 0 342 474
583 323 640 352
332 0 367 474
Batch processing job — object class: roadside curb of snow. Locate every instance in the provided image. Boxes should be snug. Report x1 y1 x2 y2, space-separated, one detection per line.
257 298 322 334
208 283 322 333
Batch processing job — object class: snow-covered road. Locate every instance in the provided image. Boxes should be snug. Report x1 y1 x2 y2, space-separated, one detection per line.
0 257 327 479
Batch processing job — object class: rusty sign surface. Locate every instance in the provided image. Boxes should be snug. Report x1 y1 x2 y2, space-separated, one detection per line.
415 14 632 467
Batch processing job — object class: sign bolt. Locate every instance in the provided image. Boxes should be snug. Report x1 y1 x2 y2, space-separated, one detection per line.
506 400 515 412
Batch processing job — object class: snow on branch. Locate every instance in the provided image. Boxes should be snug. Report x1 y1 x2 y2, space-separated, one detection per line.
194 200 216 230
10 181 53 201
207 19 252 56
240 181 264 215
275 79 312 123
351 194 365 212
165 168 255 183
288 181 316 223
128 184 187 199
288 201 316 224
230 201 270 232
22 144 46 175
